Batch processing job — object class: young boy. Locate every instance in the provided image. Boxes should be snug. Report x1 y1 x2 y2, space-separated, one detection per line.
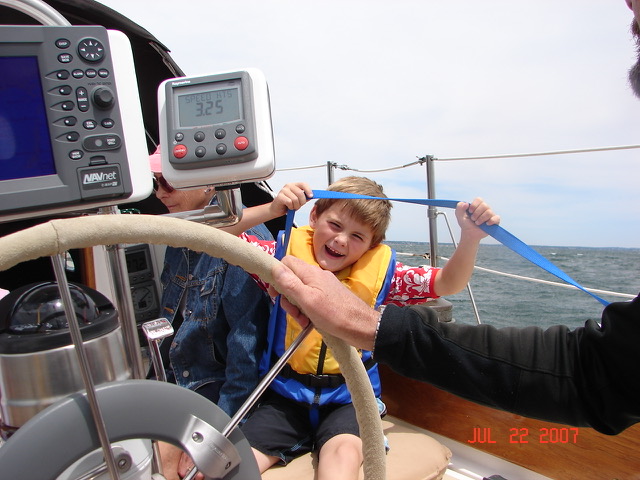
226 176 499 479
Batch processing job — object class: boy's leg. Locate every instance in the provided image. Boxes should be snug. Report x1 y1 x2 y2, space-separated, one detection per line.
241 391 313 472
251 447 281 473
315 402 363 480
317 433 363 480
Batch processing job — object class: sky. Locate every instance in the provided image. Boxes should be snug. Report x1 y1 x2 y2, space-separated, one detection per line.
99 0 640 248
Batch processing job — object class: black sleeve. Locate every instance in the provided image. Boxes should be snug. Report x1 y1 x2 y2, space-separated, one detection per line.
373 296 640 435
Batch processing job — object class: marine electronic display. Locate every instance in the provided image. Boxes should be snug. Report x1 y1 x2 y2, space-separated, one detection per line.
0 25 151 223
158 69 275 188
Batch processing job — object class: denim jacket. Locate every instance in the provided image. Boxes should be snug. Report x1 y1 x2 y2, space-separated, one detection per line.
159 222 272 417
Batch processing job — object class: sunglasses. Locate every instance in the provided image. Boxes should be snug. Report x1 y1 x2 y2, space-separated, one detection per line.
152 175 175 193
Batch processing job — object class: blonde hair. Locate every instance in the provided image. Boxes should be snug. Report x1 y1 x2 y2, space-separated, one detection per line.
314 176 392 247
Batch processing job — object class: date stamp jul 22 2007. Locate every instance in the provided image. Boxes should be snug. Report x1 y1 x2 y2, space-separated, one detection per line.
467 427 579 445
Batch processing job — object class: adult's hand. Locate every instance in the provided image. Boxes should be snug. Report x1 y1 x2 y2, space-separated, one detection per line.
178 452 203 480
156 442 204 480
270 256 380 350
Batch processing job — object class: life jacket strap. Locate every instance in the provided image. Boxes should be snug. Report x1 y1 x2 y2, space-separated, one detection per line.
279 358 376 389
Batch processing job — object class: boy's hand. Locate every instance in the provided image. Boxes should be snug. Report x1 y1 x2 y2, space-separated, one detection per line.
270 182 313 217
455 197 500 241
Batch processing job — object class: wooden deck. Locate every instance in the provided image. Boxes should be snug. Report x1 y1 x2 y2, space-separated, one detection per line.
379 365 640 480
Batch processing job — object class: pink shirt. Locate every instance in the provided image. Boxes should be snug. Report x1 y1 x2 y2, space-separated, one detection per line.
240 233 441 306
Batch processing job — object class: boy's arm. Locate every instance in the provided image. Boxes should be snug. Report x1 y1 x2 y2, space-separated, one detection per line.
219 182 313 236
433 198 500 296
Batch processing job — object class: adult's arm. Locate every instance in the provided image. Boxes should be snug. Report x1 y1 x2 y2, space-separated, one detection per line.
271 256 640 435
375 298 640 435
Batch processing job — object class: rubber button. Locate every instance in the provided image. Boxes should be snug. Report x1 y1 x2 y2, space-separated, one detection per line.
173 144 187 159
234 136 249 150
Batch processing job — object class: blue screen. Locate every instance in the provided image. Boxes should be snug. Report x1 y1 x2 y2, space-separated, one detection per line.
0 56 56 181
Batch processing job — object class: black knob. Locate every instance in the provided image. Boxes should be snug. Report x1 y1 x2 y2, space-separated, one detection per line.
92 87 114 109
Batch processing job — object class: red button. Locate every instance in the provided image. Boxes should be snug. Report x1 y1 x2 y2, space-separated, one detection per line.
234 136 249 151
173 144 187 158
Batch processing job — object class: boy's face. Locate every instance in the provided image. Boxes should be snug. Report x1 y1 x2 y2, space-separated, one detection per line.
309 204 375 273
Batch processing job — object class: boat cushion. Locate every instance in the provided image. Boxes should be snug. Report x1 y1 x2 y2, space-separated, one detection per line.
262 415 452 480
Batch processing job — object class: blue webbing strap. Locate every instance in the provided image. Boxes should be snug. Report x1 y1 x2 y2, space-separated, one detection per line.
279 206 296 261
301 190 610 307
261 216 298 374
261 209 301 376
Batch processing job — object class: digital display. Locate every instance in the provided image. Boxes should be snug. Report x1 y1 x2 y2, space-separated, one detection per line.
125 249 149 274
0 56 56 181
177 87 241 127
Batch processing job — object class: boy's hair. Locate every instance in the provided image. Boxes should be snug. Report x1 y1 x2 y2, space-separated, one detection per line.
313 176 392 247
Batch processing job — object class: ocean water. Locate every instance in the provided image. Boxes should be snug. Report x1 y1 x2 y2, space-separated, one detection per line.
386 241 640 330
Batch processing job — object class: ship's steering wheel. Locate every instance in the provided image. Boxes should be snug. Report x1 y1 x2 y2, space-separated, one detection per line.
0 214 386 480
